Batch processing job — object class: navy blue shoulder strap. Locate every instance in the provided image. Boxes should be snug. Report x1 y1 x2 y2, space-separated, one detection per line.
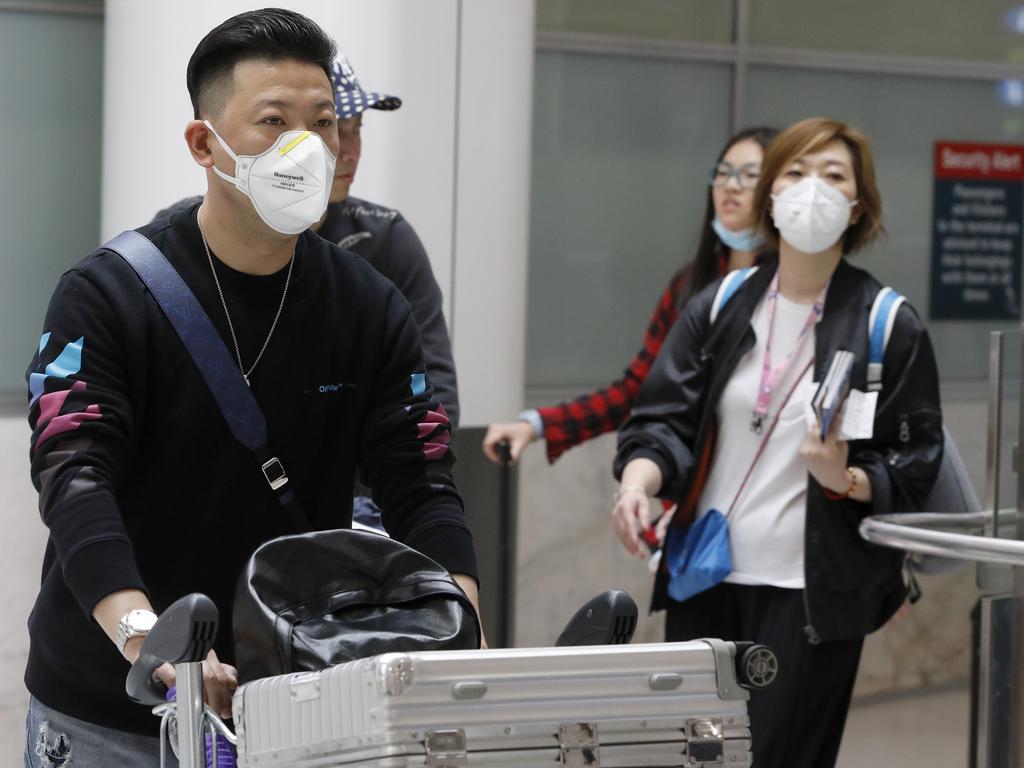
104 229 311 532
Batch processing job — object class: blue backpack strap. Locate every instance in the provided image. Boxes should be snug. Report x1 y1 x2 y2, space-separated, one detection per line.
867 286 906 392
710 266 758 324
104 230 312 531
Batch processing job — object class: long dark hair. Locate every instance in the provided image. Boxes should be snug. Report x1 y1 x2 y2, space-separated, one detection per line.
682 126 778 304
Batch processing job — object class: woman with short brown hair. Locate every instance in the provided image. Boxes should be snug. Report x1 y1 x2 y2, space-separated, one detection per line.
611 118 942 767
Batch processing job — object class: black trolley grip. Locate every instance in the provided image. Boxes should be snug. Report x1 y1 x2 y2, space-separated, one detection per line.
126 593 219 705
495 439 514 647
126 593 220 768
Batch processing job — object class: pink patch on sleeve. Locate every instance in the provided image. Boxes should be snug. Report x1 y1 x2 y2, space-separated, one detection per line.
34 381 101 449
417 406 452 441
416 405 451 460
417 423 452 442
422 442 449 461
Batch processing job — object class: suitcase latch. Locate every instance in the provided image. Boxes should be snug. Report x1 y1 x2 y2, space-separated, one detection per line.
686 717 725 765
425 729 468 767
559 722 600 766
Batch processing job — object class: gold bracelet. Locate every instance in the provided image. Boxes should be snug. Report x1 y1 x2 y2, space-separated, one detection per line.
844 468 858 499
615 485 647 502
823 468 857 501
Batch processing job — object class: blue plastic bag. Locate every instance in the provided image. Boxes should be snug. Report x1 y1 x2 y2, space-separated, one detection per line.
665 509 732 602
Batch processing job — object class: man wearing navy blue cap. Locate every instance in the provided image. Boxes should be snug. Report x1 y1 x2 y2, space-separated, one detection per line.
315 54 459 432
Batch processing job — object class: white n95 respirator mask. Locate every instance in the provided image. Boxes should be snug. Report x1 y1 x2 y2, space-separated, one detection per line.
770 176 856 254
204 121 337 235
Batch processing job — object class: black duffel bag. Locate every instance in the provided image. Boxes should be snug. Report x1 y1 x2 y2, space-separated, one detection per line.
233 529 481 683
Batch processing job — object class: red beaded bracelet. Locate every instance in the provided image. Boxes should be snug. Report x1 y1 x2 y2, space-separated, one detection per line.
822 468 857 501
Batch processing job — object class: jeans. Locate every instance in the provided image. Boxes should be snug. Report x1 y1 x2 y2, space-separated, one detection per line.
24 695 176 768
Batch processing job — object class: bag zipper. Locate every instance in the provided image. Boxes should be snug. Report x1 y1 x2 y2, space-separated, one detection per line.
802 587 821 645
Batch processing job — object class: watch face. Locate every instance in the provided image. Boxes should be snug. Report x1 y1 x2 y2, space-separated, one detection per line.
128 610 158 633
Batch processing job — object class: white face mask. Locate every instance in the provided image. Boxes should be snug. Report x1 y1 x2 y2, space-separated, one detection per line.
204 121 337 235
770 176 856 254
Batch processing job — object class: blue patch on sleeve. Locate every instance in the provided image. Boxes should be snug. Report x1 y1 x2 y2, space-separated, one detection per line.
29 336 84 408
410 373 427 396
46 337 84 379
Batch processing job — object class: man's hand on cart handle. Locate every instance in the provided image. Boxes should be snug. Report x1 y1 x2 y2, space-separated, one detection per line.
97 589 237 717
152 648 238 719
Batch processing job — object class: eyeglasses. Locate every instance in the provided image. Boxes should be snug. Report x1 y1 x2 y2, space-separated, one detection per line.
709 163 760 189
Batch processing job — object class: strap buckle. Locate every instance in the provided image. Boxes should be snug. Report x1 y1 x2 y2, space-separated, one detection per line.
261 457 289 491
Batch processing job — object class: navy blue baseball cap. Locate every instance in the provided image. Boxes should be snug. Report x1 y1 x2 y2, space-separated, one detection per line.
330 53 402 119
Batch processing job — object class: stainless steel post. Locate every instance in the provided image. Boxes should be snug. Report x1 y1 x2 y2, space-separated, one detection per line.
979 595 1016 768
175 661 205 768
986 333 1003 539
976 330 1022 768
1011 334 1024 767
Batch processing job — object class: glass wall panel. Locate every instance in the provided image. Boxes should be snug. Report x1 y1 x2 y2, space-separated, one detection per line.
746 66 1023 381
536 0 733 44
526 51 731 389
0 10 104 399
750 0 1024 63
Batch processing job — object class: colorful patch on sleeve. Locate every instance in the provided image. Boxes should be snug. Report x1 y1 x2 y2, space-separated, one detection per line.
29 335 84 408
418 401 451 461
34 380 101 449
410 372 427 397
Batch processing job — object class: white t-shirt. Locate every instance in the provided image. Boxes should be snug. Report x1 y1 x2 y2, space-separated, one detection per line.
696 292 818 589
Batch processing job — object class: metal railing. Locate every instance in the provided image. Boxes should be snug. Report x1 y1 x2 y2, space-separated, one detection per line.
860 330 1024 768
860 510 1024 566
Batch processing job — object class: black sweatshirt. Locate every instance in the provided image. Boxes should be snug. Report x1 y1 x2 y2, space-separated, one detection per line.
24 203 477 734
156 195 460 429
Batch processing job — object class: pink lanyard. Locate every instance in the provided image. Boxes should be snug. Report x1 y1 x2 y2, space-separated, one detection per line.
751 273 827 434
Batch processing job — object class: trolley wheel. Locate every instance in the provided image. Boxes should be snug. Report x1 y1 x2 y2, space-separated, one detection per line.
738 644 779 689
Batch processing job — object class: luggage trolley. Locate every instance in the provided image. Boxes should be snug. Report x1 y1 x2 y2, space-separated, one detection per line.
127 592 778 767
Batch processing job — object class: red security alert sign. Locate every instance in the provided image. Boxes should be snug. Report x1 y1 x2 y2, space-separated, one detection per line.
930 141 1024 320
935 142 1024 181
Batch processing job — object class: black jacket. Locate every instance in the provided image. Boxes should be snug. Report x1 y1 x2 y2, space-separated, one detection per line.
615 258 943 643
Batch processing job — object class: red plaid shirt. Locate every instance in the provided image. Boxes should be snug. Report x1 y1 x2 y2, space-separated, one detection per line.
538 263 702 463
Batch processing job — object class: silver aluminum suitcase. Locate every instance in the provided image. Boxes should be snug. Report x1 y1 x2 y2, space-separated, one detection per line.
232 639 755 767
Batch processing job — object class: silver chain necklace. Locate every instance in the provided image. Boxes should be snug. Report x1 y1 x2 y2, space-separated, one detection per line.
199 225 295 387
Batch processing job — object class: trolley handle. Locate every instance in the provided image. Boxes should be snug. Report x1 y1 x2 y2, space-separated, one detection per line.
126 593 219 706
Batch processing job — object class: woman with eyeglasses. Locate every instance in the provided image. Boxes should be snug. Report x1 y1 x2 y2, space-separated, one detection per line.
482 126 778 466
612 117 943 767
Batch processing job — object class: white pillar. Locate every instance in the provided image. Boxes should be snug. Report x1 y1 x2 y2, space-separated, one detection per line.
102 0 532 427
450 1 534 427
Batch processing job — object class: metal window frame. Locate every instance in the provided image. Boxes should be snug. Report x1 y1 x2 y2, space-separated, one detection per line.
535 0 1023 135
0 1 103 16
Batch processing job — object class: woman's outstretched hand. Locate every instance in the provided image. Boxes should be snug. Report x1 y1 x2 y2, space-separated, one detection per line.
612 487 651 558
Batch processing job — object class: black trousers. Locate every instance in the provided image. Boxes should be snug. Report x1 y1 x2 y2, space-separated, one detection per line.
666 583 863 768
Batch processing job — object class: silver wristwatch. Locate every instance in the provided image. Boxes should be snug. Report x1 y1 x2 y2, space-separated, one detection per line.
115 609 158 655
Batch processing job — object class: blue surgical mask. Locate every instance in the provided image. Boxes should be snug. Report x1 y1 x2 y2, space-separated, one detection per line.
711 217 765 252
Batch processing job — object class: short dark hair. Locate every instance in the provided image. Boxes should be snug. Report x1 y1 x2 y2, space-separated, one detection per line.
186 8 337 119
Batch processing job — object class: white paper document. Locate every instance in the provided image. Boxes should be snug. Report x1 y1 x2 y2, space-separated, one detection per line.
804 385 877 440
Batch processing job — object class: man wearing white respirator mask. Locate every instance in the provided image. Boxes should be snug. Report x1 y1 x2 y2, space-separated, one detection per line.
156 51 461 535
613 118 942 767
21 10 482 765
